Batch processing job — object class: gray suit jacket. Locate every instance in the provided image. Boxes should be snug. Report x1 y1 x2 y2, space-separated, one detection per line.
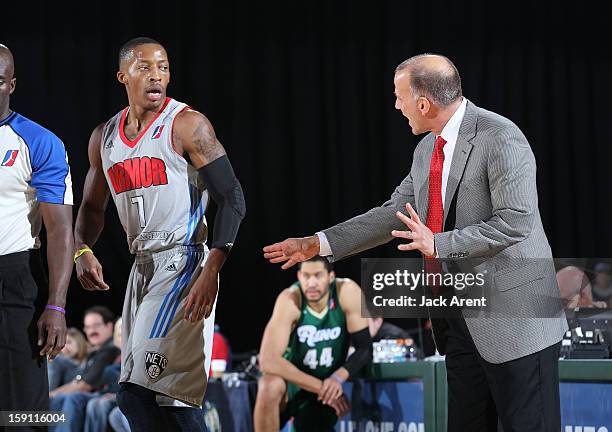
323 100 568 363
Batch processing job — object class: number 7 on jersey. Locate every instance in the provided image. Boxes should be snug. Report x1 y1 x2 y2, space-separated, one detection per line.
130 195 146 228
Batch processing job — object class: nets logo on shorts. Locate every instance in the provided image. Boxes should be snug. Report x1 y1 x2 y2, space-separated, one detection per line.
144 351 168 380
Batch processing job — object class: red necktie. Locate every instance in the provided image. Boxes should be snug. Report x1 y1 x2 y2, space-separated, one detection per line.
424 136 446 293
425 136 447 233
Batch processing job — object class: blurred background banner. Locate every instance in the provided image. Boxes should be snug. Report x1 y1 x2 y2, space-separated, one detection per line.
560 382 612 431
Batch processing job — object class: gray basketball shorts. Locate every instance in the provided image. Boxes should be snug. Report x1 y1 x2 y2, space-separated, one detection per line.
119 244 217 407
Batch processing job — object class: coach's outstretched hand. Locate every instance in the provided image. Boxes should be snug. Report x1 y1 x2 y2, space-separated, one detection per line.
76 252 110 291
263 236 320 269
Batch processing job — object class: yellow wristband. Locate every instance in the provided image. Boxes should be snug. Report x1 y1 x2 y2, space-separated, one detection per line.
74 247 93 263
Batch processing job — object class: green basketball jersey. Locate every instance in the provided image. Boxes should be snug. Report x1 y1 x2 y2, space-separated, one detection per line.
285 280 350 380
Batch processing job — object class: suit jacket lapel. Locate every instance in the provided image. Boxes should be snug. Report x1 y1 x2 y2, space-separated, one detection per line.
443 137 473 225
442 100 478 226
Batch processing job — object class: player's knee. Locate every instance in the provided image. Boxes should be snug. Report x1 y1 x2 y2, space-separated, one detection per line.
257 375 286 403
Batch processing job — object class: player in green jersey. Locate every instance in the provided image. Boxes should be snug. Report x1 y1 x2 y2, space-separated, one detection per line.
254 256 373 431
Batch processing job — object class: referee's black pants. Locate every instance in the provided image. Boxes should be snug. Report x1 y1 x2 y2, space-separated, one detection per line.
443 317 561 432
0 251 49 430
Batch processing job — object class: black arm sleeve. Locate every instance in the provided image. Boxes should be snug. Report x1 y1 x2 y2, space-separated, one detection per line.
199 155 246 252
343 327 373 377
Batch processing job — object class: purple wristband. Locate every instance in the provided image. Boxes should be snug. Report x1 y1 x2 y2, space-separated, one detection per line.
46 304 66 314
331 373 345 384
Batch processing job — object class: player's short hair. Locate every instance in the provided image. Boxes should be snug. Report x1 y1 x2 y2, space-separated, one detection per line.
298 256 333 273
118 37 164 67
395 54 462 107
84 305 115 325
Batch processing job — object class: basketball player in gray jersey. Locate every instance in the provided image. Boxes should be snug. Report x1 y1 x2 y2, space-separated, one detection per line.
74 37 245 432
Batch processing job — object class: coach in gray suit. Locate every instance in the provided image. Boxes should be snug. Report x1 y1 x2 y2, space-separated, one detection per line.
264 54 568 431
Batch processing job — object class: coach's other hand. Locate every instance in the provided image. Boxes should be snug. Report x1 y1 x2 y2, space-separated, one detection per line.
263 236 320 269
76 252 110 291
392 202 435 257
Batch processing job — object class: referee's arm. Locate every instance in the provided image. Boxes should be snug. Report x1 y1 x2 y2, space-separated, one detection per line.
38 203 73 360
31 131 74 361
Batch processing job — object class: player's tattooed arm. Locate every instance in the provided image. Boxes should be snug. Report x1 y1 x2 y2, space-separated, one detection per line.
174 107 245 257
175 108 245 322
191 113 225 161
173 109 226 168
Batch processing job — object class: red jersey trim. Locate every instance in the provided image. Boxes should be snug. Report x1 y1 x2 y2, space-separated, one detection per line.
119 97 171 148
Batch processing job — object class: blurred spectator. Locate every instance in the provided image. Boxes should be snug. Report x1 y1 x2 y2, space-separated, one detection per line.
592 262 612 307
48 328 89 391
210 324 232 378
556 266 607 309
49 306 120 432
368 317 413 342
84 317 124 432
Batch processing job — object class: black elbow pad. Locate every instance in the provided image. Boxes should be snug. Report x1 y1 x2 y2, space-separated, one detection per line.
199 155 246 252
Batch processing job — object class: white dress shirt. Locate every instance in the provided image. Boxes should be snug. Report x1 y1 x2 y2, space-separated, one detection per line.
317 98 468 257
439 97 467 207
